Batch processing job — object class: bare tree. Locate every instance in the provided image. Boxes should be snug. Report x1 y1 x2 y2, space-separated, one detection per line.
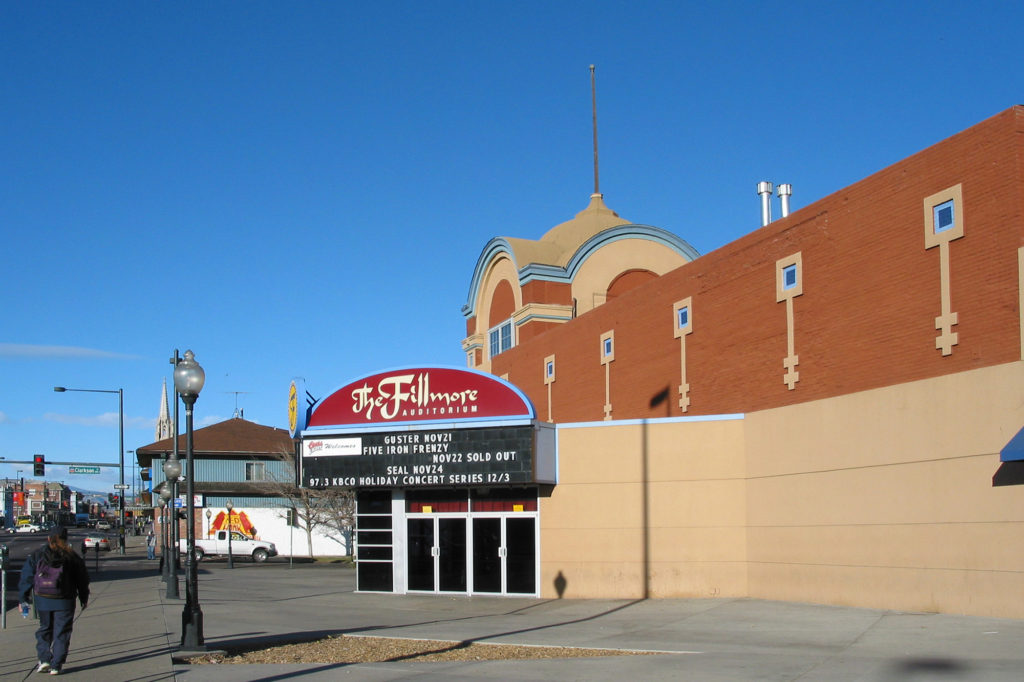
266 448 355 557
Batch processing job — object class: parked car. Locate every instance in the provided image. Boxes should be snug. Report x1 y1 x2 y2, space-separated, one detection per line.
180 530 277 563
83 535 111 551
95 520 112 530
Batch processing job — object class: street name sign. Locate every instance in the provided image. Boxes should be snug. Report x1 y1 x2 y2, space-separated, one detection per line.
68 466 100 474
113 484 130 490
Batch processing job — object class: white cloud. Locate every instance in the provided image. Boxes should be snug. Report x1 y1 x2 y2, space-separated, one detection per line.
44 411 122 427
127 416 157 430
0 411 9 424
0 343 140 360
42 413 157 430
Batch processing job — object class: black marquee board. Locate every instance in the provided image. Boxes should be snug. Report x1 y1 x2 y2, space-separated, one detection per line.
302 425 535 489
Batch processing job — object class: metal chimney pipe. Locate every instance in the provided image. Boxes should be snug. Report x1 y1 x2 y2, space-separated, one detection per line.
757 181 774 226
777 183 792 218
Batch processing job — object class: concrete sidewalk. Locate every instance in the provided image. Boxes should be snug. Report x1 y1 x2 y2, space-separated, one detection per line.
1 535 176 681
3 536 1024 680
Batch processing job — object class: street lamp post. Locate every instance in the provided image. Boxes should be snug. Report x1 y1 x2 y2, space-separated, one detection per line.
170 350 182 571
174 350 205 650
225 499 234 569
158 496 168 582
160 475 179 598
54 386 126 555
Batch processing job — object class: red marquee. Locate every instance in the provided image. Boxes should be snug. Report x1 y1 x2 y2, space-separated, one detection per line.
307 367 534 427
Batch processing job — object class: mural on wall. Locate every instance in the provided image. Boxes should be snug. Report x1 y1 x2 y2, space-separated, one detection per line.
208 508 258 538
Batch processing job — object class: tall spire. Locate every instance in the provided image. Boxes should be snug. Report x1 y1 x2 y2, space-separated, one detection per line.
590 64 600 196
156 378 173 440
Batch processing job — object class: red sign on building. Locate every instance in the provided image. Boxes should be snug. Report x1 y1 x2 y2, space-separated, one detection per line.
307 367 534 428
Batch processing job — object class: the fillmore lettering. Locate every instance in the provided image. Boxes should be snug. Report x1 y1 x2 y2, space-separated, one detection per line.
350 372 480 421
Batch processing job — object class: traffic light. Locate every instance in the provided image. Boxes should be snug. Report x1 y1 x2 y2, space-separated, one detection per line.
33 454 45 476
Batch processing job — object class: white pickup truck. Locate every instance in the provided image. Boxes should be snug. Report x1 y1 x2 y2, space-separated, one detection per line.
180 530 278 563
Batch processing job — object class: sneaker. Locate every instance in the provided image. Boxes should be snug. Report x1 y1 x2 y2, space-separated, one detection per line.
48 669 60 676
36 662 51 673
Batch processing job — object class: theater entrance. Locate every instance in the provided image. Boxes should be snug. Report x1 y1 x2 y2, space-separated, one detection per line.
356 487 539 596
405 488 538 596
406 514 537 595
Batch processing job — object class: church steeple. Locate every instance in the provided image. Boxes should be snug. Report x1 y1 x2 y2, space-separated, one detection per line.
156 378 173 440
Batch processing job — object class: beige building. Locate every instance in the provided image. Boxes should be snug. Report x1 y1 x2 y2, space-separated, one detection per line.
475 107 1024 618
304 107 1024 619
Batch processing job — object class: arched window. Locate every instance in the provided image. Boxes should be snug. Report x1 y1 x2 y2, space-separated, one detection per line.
488 280 516 358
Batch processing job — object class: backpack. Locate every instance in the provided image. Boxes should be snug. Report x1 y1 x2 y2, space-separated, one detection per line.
33 555 68 599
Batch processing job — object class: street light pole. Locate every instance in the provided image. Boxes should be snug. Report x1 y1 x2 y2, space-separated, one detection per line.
118 388 125 551
174 350 205 651
226 499 234 569
160 468 180 599
158 496 168 582
170 350 181 571
53 386 126 555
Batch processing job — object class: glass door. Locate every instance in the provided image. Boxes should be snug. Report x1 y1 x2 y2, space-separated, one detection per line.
471 516 537 595
407 518 435 591
438 518 467 592
407 517 467 592
473 518 502 593
505 517 536 594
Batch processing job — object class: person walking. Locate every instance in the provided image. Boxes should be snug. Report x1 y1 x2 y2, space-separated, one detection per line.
18 526 90 676
146 530 156 560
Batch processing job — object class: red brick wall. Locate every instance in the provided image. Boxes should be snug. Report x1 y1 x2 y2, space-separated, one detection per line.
606 269 657 300
521 279 572 306
489 279 515 323
492 106 1024 421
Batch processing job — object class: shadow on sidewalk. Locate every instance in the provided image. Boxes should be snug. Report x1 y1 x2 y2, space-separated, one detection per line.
196 598 646 660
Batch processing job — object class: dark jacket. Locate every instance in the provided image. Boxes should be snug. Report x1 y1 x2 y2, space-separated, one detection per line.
18 545 90 611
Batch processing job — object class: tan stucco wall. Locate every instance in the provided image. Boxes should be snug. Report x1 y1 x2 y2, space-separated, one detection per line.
571 239 691 316
744 361 1024 618
541 362 1024 617
471 255 522 372
540 417 747 599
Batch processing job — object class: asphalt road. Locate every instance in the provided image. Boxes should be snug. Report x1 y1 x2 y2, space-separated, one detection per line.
0 527 116 592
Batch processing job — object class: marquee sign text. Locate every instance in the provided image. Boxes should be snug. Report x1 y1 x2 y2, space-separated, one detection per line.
302 425 535 489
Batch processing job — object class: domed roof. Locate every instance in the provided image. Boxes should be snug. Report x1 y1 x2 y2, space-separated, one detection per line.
462 192 698 319
538 193 629 267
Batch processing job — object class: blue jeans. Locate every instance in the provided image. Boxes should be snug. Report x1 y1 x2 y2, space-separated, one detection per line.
147 545 156 560
35 608 75 669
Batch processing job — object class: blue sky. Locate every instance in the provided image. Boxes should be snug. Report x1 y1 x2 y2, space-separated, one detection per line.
2 1 1022 494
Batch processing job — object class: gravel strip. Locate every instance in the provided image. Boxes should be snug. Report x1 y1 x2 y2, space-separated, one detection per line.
191 635 663 664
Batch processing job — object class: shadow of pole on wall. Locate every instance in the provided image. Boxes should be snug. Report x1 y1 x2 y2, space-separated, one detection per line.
553 570 567 598
643 386 670 600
